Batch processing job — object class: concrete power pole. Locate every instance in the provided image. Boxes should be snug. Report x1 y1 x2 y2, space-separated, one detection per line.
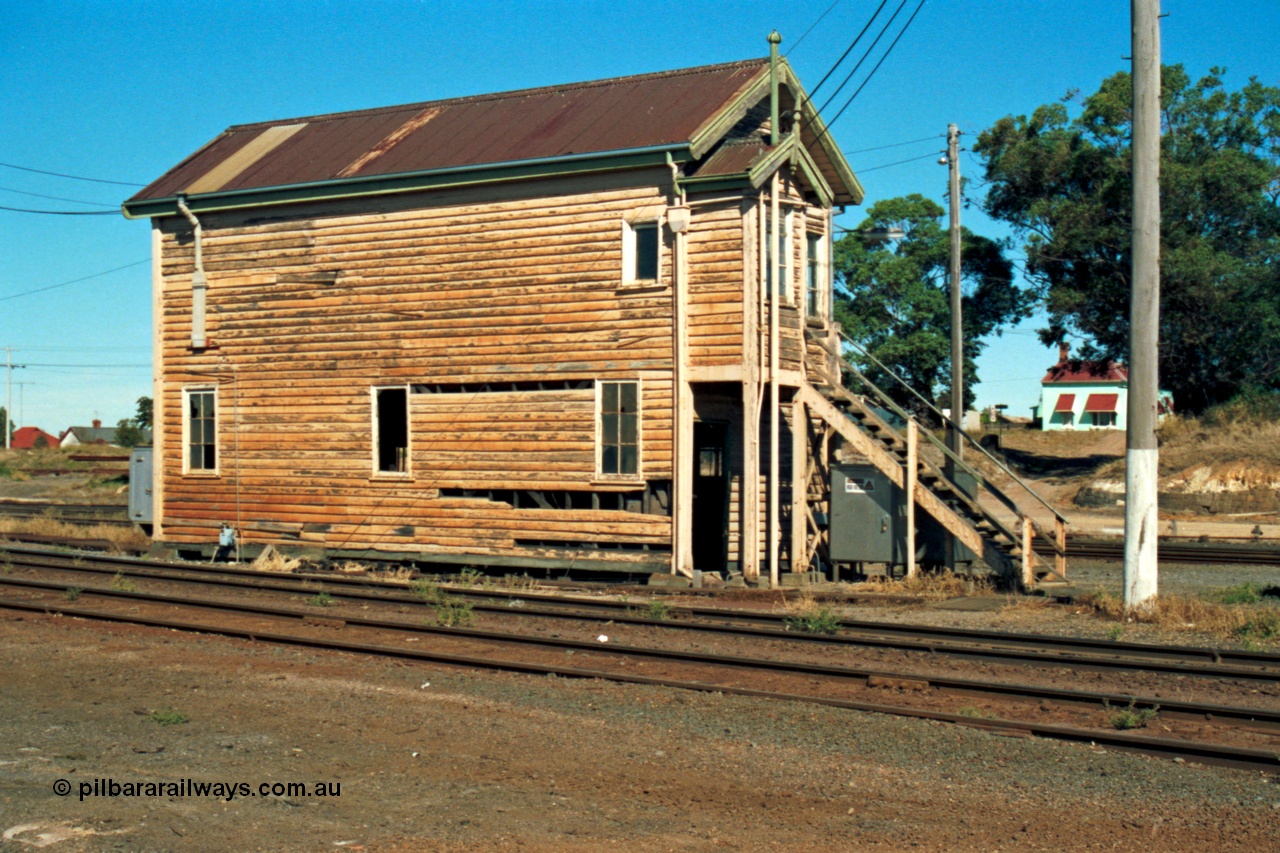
1125 0 1161 610
4 348 25 450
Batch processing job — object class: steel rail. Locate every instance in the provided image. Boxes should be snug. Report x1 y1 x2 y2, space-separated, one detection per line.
6 545 1280 678
1 590 1277 774
10 551 1280 681
5 575 1280 733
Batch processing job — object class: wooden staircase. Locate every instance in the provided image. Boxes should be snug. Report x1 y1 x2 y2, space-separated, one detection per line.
801 333 1068 588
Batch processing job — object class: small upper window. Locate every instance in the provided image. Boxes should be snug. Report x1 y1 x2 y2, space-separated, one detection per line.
374 387 409 474
623 220 660 285
805 233 824 317
599 380 640 476
185 388 217 473
765 210 793 301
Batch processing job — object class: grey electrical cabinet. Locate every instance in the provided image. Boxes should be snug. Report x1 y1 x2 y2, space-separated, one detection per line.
128 446 154 525
829 463 909 564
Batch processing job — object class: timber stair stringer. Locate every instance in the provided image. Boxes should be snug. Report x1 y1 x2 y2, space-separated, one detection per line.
795 382 1027 582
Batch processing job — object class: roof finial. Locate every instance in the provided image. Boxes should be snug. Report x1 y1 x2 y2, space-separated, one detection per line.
768 31 782 146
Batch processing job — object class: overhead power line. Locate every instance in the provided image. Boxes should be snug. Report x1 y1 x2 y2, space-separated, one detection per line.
0 186 117 207
846 134 942 155
803 0 890 103
816 0 929 143
0 161 144 187
814 0 908 119
855 150 942 173
0 259 149 303
786 0 844 56
0 205 118 216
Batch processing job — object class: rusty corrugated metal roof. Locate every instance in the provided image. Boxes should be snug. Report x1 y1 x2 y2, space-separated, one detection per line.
130 59 771 203
1042 361 1129 384
691 139 773 177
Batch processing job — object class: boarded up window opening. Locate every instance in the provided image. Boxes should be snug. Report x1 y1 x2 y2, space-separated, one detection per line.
437 482 670 516
412 380 593 394
375 387 409 473
186 388 217 472
599 380 640 476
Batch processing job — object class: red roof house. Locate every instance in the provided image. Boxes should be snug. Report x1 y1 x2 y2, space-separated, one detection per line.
11 427 61 450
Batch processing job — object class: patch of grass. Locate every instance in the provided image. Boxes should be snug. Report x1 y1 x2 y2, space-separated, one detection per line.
1 559 13 574
64 587 82 601
109 571 138 592
1210 583 1264 605
1105 623 1125 641
1106 699 1159 731
410 579 444 603
431 598 476 627
0 462 13 479
1237 611 1280 642
958 705 996 720
149 709 189 726
0 516 149 552
1076 587 1280 645
458 567 485 586
646 600 673 621
895 570 993 598
305 591 334 608
784 606 842 636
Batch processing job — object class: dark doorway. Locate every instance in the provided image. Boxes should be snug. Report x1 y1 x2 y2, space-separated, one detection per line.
692 421 728 573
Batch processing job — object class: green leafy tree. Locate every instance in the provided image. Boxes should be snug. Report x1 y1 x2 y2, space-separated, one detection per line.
833 194 1031 421
975 66 1280 412
135 396 153 430
114 418 145 449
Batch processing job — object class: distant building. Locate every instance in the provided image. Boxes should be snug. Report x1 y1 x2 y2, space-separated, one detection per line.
60 419 152 447
1034 344 1172 430
11 426 61 450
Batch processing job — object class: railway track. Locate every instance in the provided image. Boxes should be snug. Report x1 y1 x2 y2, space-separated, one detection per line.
0 501 131 527
2 545 1279 774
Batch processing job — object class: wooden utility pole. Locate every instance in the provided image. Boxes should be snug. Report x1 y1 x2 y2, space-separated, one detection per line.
944 123 963 569
1125 0 1161 609
4 348 26 450
946 123 963 455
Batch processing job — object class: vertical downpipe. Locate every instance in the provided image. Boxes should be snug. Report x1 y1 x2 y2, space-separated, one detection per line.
176 196 207 349
767 31 783 589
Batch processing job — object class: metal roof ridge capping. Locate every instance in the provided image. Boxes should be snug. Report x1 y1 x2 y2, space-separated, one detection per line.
122 57 809 217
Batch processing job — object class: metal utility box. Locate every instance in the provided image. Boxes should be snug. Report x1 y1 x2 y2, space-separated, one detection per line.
921 470 977 565
829 464 909 564
128 446 154 524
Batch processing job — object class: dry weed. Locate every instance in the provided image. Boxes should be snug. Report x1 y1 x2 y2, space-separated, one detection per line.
1075 588 1280 643
893 570 992 598
248 545 301 573
0 516 149 552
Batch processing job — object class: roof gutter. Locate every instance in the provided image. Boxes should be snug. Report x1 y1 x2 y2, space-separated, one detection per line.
123 143 693 219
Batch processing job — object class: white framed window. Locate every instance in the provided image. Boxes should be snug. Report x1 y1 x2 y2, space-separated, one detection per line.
805 231 826 317
621 218 661 286
597 379 641 478
766 209 794 301
182 386 218 475
372 385 410 475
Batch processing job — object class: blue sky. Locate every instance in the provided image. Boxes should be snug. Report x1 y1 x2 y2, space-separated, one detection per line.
2 0 1277 431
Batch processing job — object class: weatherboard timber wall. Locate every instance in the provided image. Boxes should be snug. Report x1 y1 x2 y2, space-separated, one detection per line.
153 169 681 566
685 197 746 367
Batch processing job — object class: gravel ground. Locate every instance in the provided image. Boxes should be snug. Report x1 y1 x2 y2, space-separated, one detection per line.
2 607 1278 852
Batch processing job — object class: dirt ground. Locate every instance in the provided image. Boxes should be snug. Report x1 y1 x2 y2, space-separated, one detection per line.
2 607 1278 852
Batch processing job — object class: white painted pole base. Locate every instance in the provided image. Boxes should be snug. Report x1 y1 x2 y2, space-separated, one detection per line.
1123 447 1159 610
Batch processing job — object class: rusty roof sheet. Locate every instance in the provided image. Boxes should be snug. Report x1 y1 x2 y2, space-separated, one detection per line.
1042 360 1129 384
691 139 773 177
130 59 771 203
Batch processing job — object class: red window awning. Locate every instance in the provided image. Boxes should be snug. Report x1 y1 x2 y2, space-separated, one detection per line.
1054 394 1076 413
1084 393 1119 413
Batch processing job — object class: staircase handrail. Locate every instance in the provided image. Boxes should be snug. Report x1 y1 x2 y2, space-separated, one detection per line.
831 330 1067 525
